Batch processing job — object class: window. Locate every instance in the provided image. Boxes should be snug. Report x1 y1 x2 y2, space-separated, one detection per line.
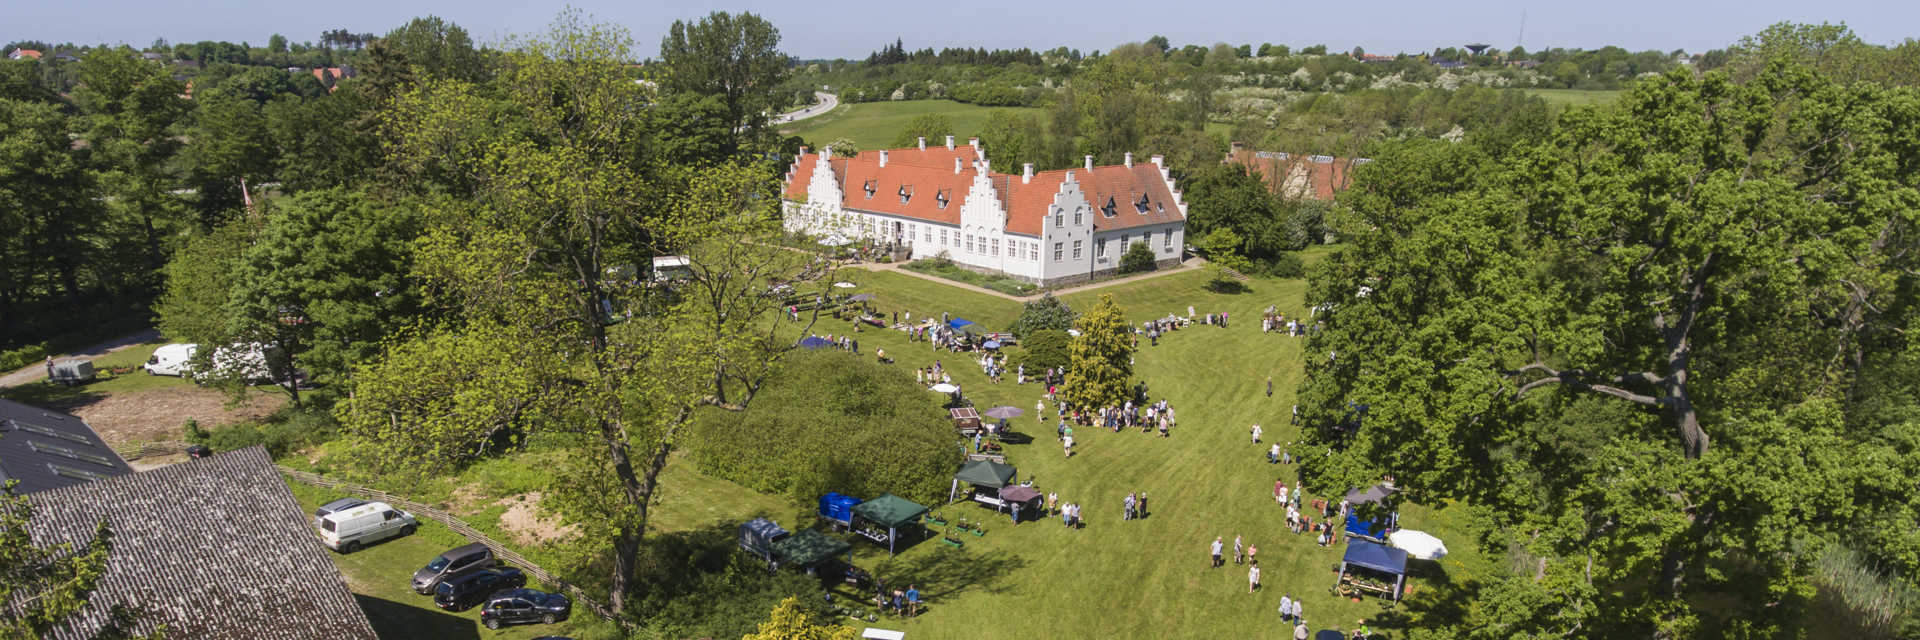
1072 240 1083 259
965 235 974 253
1142 231 1152 249
1030 243 1039 260
1164 231 1173 248
951 230 959 247
384 510 400 521
1096 240 1107 258
1074 208 1083 225
924 226 931 243
992 239 1000 256
1053 242 1063 261
1121 234 1129 247
1054 210 1064 227
939 229 948 246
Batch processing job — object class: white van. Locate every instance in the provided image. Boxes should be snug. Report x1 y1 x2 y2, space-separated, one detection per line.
316 501 418 553
207 343 274 384
143 343 198 377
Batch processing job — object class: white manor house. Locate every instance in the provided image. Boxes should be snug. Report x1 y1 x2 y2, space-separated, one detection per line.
781 135 1188 286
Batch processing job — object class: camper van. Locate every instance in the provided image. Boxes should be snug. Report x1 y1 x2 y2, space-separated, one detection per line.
315 501 417 553
48 359 94 386
143 343 198 377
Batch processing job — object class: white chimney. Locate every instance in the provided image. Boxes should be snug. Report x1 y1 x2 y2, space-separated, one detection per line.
823 146 834 160
945 135 955 150
918 136 926 150
1084 155 1094 171
1022 163 1034 184
969 137 979 148
1150 154 1164 168
980 159 989 175
798 146 809 156
1125 152 1133 168
1065 170 1076 183
954 157 962 174
879 150 888 167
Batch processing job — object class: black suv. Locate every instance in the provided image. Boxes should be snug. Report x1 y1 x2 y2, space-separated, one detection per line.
480 588 572 629
432 568 526 612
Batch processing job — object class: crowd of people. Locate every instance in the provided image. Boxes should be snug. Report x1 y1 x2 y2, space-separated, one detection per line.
1262 304 1320 337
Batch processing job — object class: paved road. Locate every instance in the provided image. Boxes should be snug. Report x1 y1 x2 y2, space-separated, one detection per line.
772 91 838 125
0 328 162 388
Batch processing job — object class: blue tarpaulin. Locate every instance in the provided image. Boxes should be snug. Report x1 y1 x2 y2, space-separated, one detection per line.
799 336 832 349
948 318 974 330
1346 512 1391 540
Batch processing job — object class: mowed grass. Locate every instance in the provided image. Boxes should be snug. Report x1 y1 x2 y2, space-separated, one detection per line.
1523 88 1622 107
0 342 203 405
813 268 1498 639
780 100 1041 152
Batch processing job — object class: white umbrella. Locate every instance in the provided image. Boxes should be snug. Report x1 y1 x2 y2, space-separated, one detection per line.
819 234 852 247
833 281 857 288
1388 529 1448 560
1067 328 1081 337
928 383 958 393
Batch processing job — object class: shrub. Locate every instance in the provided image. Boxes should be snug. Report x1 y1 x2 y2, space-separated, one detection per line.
1009 293 1076 338
1264 252 1305 278
1119 241 1157 274
1008 329 1071 372
0 344 49 372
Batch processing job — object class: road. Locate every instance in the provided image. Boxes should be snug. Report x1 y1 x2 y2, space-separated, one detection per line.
0 328 162 388
772 91 838 125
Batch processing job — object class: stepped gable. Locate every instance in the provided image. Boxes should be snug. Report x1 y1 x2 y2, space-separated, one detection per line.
995 171 1071 237
23 446 377 640
783 151 818 199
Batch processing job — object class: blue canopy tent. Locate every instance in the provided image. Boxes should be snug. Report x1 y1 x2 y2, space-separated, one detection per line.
1337 540 1408 601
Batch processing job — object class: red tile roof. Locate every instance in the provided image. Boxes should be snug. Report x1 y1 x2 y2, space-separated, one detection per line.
10 49 43 60
1226 150 1360 201
783 146 1185 236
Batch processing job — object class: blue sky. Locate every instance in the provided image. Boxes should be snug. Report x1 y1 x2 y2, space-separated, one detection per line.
5 0 1913 60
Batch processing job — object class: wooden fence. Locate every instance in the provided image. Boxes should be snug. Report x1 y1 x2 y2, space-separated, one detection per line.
113 440 625 627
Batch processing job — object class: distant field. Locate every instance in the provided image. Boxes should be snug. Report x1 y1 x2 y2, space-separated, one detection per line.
1523 88 1622 107
780 100 1041 152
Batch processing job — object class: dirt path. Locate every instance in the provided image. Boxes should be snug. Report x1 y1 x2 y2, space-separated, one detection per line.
0 328 163 388
851 257 1206 302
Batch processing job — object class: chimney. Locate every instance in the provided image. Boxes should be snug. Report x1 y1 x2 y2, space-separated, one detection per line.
954 157 962 174
1084 155 1094 171
1151 154 1164 168
945 135 955 150
980 159 990 175
879 150 888 167
1125 152 1134 168
823 146 834 160
1065 170 1075 183
1022 163 1034 184
969 137 979 148
1230 141 1246 154
918 136 926 150
798 146 809 156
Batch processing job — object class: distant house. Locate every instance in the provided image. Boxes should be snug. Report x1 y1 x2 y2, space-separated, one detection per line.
1355 53 1398 64
1225 143 1370 202
7 48 43 60
0 398 136 494
141 51 166 61
1433 60 1467 69
23 446 379 640
52 50 80 62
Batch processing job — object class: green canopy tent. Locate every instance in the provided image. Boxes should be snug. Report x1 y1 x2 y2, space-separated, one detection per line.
851 494 929 555
949 459 1017 503
770 529 853 573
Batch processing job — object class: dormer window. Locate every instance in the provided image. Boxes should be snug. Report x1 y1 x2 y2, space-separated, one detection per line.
1101 197 1117 218
1135 194 1150 214
936 189 950 210
898 185 913 204
863 180 876 199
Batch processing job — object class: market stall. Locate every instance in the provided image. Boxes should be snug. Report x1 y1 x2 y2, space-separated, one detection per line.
1343 484 1399 542
998 485 1042 522
851 494 930 555
1336 540 1408 601
770 528 853 576
949 459 1016 504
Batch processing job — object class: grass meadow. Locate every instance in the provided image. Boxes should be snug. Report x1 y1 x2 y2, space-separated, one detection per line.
780 100 1042 152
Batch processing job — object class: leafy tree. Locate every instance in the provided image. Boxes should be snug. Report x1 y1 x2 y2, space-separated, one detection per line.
889 113 954 149
977 109 1042 166
1119 241 1156 273
178 94 272 226
742 596 857 640
645 92 735 166
659 11 788 155
0 99 100 332
1298 61 1920 636
824 137 858 158
72 47 190 276
264 85 378 191
154 219 253 346
1061 294 1133 409
1009 292 1076 338
0 481 155 639
382 16 487 85
268 34 287 53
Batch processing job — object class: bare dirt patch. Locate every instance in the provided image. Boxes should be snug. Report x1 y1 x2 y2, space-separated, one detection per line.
497 493 577 545
72 388 284 445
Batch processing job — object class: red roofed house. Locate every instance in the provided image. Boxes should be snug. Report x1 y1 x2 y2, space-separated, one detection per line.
783 135 1187 285
8 48 44 60
1224 143 1370 202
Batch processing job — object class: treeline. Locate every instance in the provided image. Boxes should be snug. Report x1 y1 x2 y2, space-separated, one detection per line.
863 39 1052 67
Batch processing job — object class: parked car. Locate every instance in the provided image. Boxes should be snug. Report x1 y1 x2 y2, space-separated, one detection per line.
481 588 573 629
315 501 416 553
412 542 495 594
433 568 525 612
143 343 198 376
312 497 367 529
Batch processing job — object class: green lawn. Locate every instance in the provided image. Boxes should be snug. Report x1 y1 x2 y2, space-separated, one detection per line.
809 268 1498 639
0 342 201 406
780 100 1041 152
1523 88 1622 107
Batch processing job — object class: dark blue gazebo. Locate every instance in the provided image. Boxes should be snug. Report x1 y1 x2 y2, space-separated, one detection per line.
1338 540 1408 601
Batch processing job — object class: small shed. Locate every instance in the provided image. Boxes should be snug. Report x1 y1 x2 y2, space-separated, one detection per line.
771 529 852 570
851 494 928 555
1337 540 1408 601
738 517 790 566
948 459 1016 503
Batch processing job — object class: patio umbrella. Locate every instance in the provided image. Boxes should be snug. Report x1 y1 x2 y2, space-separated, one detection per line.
833 281 857 288
819 234 852 247
998 485 1041 504
1388 529 1448 560
982 340 1002 349
848 293 875 302
928 383 959 393
798 336 832 349
981 406 1023 420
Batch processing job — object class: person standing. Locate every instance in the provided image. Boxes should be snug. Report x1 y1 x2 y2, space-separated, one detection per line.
1266 375 1273 397
44 356 54 380
1248 560 1261 593
1210 536 1224 568
1247 542 1259 567
1252 423 1263 444
1063 428 1074 458
1269 442 1281 464
1234 534 1245 565
1138 492 1149 519
1275 478 1287 505
1278 595 1293 622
